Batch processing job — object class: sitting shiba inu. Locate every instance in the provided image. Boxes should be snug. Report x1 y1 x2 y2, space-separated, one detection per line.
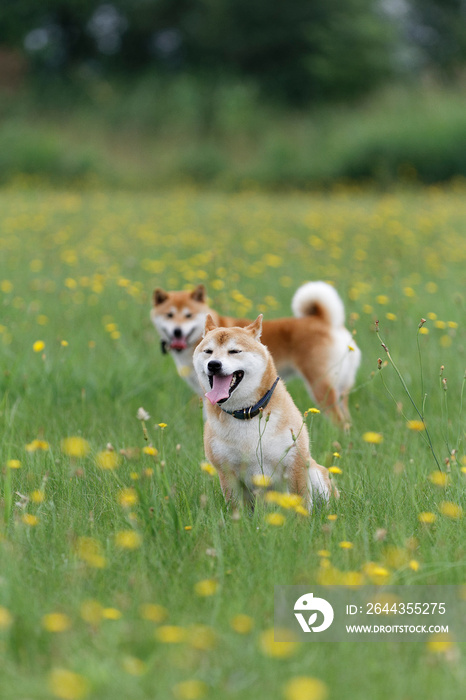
151 282 361 427
193 315 337 510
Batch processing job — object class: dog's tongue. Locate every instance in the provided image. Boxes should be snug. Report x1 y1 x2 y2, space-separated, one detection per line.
170 338 187 351
205 374 233 405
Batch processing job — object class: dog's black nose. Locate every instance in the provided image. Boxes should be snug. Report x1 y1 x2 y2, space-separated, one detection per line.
173 327 182 339
207 360 222 374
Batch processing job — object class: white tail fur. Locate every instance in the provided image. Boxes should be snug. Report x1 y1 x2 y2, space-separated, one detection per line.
291 281 345 328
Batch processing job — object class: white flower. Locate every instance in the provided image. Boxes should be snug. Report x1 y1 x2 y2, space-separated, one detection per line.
137 407 150 421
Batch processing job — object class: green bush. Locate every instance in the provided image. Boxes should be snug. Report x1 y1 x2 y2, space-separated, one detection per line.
0 122 99 183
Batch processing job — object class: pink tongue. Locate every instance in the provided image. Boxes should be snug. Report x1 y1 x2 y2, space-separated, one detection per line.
170 339 187 350
205 374 234 405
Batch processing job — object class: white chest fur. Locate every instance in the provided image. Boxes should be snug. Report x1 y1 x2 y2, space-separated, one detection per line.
207 409 299 484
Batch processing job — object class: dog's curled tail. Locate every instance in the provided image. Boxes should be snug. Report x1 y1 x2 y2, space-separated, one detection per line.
291 281 345 327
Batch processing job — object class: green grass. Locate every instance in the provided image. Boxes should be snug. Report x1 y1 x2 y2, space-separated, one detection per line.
1 79 466 188
0 184 465 699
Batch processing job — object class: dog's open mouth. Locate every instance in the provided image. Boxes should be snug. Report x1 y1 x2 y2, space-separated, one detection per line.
169 338 188 351
205 370 244 405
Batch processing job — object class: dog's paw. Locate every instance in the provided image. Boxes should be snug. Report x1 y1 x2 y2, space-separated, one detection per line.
308 466 332 508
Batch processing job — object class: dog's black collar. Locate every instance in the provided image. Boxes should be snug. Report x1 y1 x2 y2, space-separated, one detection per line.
221 377 280 420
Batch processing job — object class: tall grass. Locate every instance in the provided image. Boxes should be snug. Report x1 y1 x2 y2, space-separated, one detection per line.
1 77 466 188
0 185 465 699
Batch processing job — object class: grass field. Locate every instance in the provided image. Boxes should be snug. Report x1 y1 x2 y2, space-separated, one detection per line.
0 183 465 699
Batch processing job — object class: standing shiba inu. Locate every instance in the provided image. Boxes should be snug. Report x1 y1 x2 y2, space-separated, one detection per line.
193 315 337 510
151 282 361 427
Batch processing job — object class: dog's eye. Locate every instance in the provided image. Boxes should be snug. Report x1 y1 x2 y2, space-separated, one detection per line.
166 312 174 319
204 349 213 355
228 349 242 354
185 312 192 319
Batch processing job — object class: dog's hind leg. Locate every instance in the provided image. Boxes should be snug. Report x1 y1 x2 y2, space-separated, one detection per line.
308 379 349 428
308 459 339 511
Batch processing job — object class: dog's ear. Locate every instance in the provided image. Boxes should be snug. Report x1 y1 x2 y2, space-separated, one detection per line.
246 314 263 340
191 284 206 302
204 314 217 335
154 288 168 305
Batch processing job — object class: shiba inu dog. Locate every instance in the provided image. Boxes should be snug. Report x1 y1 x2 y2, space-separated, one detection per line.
151 282 361 426
193 315 337 509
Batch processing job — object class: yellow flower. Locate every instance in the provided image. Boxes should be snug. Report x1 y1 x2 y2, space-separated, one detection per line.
26 439 50 452
328 466 342 475
362 432 383 444
406 420 425 431
339 541 353 549
61 437 90 458
265 512 286 527
440 335 452 348
418 512 436 524
42 613 72 633
385 312 397 321
117 488 138 508
1 280 13 293
376 295 389 305
340 571 364 586
80 599 103 625
438 501 463 519
252 474 272 488
264 491 282 505
184 525 192 531
115 530 142 550
308 408 320 414
447 321 458 329
419 327 429 335
194 579 218 597
409 560 420 571
187 624 216 651
76 537 107 569
158 423 167 429
276 493 304 510
426 632 455 654
173 680 208 700
122 656 146 676
327 514 338 521
22 514 38 526
260 628 298 658
156 625 187 643
428 471 450 487
0 606 13 629
7 459 21 469
61 340 69 347
33 340 45 352
317 550 331 558
139 603 168 623
283 676 328 700
200 461 217 476
230 614 254 634
363 563 390 585
142 445 158 456
48 669 89 700
31 489 45 503
96 450 120 470
102 607 122 620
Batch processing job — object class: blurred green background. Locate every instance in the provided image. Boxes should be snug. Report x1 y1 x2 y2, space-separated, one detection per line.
1 0 466 189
